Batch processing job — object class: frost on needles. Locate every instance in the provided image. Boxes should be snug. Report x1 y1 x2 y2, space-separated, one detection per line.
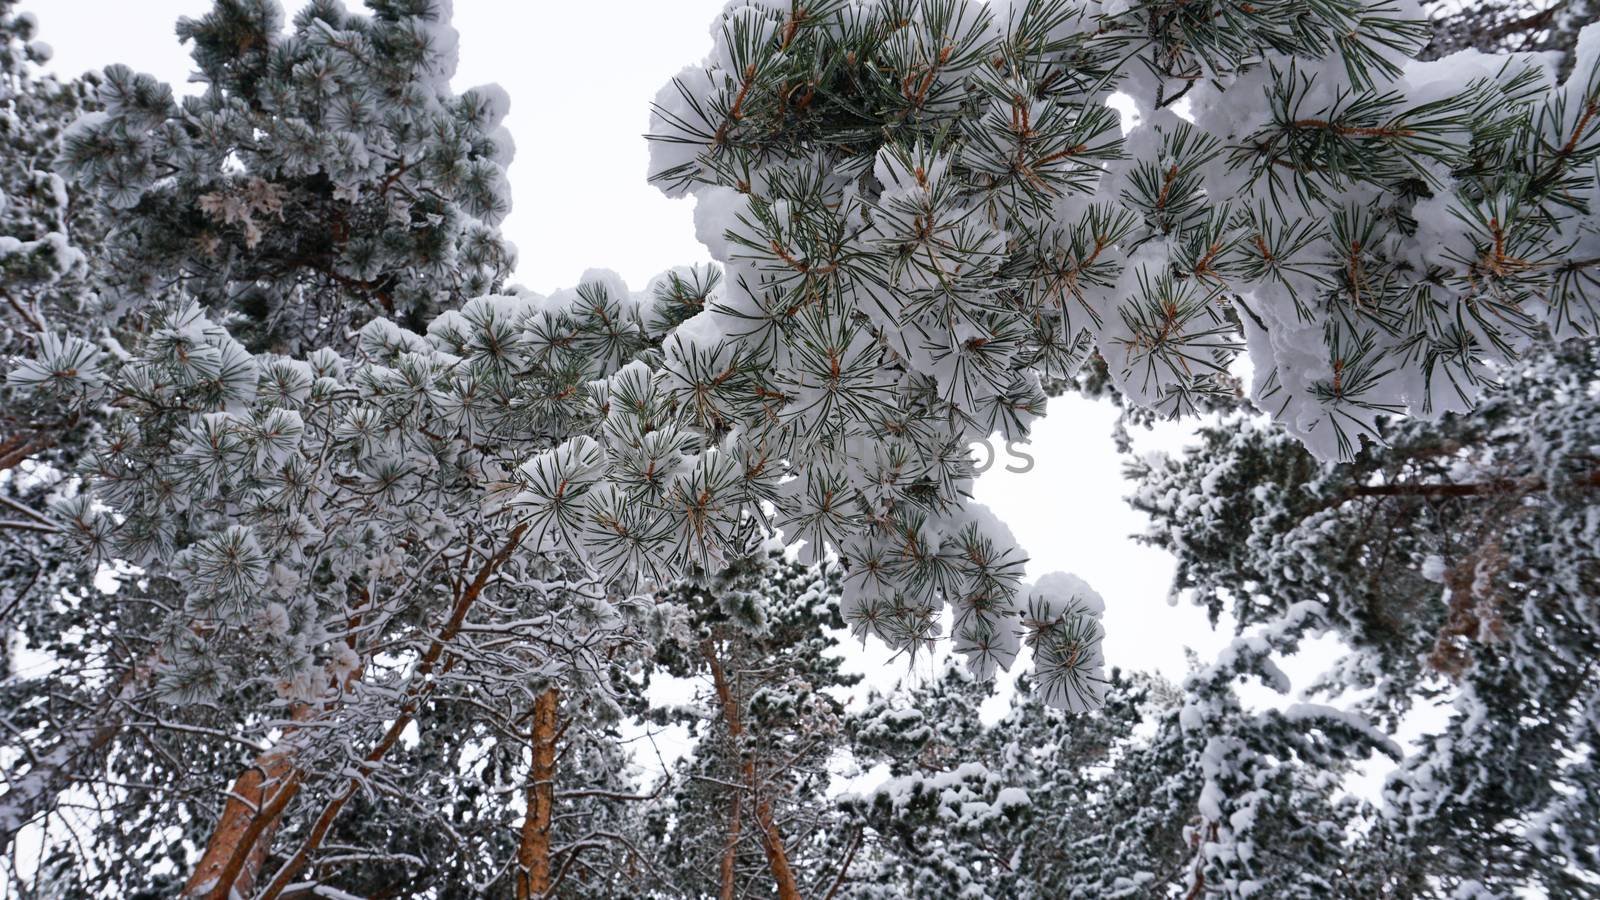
628 0 1600 704
12 0 1600 728
2 0 1600 895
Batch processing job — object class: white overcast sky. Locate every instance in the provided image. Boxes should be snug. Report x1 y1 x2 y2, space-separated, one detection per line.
22 0 1245 688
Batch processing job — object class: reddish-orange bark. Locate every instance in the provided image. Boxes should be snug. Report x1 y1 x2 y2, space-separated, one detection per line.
516 686 560 899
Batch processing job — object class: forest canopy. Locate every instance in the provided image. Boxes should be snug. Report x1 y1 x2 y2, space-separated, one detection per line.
2 0 1598 897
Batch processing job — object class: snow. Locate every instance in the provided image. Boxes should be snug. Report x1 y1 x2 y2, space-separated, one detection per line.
462 82 510 129
0 230 87 281
1284 703 1402 759
9 2 1599 890
993 786 1030 809
848 760 1030 830
1032 572 1106 618
1197 779 1224 821
647 65 720 198
690 185 745 261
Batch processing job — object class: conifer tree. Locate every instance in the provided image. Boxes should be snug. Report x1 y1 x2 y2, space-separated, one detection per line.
518 0 1600 702
56 0 516 352
2 0 1599 896
2 2 639 893
1126 335 1600 896
833 650 1394 899
0 0 123 859
642 548 857 900
836 662 1038 898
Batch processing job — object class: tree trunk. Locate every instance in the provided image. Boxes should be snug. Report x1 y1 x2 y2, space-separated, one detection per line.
517 686 560 900
718 790 742 900
180 740 304 899
750 793 801 900
0 433 48 473
1343 470 1600 501
702 641 802 900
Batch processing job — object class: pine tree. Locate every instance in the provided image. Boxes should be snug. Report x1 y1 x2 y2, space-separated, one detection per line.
834 652 1394 899
3 0 1600 895
641 547 858 900
836 662 1037 898
0 3 681 891
1126 335 1600 896
55 0 516 353
0 0 126 860
520 0 1600 700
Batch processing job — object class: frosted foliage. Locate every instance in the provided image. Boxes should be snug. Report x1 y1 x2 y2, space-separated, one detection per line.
1126 333 1600 896
5 2 1600 889
650 4 1600 461
22 0 1600 727
1 0 1599 897
8 8 1594 759
53 0 515 353
637 5 1600 625
0 0 118 858
523 0 1594 706
2 283 673 891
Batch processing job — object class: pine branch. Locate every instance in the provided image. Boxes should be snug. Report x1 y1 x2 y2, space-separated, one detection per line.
819 826 863 900
187 525 527 900
1343 470 1600 500
254 523 529 900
